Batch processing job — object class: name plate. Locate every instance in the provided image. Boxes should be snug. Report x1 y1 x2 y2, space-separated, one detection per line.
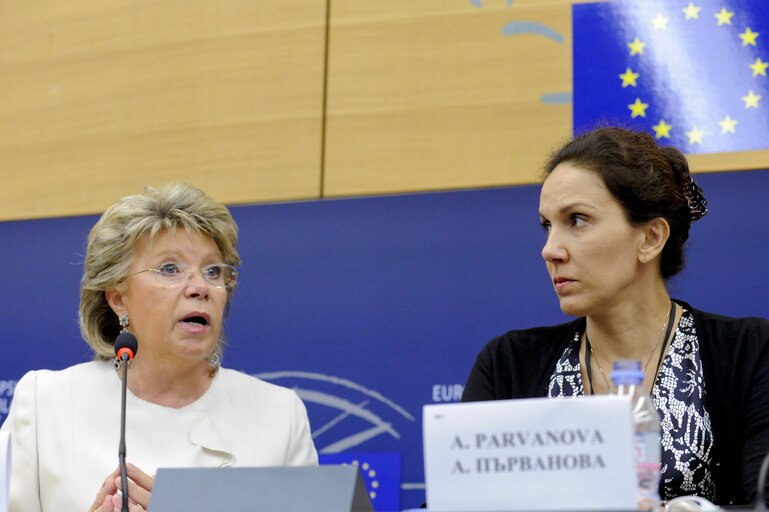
423 396 637 511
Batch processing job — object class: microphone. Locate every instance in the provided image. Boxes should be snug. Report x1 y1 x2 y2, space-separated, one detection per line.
115 333 137 362
114 332 138 512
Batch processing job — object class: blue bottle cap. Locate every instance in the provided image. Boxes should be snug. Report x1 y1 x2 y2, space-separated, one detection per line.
611 358 644 385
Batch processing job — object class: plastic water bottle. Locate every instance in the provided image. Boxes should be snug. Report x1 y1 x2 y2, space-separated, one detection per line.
611 359 662 511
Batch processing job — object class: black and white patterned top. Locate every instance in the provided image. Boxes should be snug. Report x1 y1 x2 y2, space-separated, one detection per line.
546 308 716 501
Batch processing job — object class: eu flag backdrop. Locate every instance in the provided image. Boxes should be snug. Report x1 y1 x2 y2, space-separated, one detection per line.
573 0 769 154
319 452 402 512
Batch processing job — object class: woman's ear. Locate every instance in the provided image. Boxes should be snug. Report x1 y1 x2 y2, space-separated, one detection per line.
105 287 127 316
639 217 670 263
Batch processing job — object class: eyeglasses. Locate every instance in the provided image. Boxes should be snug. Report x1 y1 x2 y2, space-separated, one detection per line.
131 263 239 288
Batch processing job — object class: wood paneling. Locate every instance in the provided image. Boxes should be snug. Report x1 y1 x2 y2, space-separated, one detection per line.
688 149 769 174
0 1 327 220
322 0 575 196
1 0 766 221
322 0 769 196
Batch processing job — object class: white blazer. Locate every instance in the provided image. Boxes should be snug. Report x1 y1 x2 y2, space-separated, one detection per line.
1 361 318 512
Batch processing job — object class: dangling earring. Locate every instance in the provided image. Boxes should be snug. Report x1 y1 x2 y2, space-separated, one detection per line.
208 347 221 378
115 314 131 369
119 314 129 333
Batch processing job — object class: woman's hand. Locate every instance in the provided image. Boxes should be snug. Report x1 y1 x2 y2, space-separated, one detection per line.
90 466 119 512
90 463 154 512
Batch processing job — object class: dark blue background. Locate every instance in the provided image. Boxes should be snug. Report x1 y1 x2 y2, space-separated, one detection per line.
1 169 768 509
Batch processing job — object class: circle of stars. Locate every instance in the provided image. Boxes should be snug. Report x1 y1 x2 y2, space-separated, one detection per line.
346 460 381 501
619 3 765 146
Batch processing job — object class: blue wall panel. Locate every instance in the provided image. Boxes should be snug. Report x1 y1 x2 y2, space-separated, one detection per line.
1 169 767 509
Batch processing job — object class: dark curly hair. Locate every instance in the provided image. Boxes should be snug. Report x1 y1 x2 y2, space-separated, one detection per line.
544 127 707 278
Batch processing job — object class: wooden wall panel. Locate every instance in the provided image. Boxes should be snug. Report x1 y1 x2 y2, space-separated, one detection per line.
688 150 769 175
322 0 575 196
0 1 327 221
322 0 769 197
1 0 767 221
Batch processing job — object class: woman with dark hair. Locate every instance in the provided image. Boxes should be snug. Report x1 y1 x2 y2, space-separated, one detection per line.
461 127 769 506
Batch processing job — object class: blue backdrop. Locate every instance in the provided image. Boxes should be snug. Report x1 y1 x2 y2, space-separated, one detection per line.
573 0 769 154
1 169 768 509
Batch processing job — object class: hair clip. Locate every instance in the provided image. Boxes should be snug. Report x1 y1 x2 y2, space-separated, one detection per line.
685 176 708 222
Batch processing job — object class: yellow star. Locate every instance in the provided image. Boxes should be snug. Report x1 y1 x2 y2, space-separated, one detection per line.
619 68 640 88
739 27 759 46
652 13 670 30
652 119 672 139
682 3 701 20
742 90 761 109
628 98 649 118
718 115 738 134
750 58 768 77
686 126 705 145
627 38 646 56
714 8 734 26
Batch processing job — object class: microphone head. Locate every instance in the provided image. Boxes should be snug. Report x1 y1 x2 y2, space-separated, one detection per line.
114 332 138 361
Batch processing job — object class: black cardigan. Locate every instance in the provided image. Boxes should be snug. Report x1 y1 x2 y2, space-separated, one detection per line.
461 300 769 506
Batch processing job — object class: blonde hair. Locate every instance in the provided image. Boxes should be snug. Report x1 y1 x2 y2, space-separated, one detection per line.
79 182 241 360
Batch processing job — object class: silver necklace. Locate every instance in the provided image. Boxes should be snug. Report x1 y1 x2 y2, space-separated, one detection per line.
585 301 674 394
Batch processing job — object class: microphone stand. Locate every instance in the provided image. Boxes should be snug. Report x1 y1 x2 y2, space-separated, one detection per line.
114 331 137 512
118 352 130 512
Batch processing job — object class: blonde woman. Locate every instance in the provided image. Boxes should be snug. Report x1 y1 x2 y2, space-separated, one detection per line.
2 183 318 512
